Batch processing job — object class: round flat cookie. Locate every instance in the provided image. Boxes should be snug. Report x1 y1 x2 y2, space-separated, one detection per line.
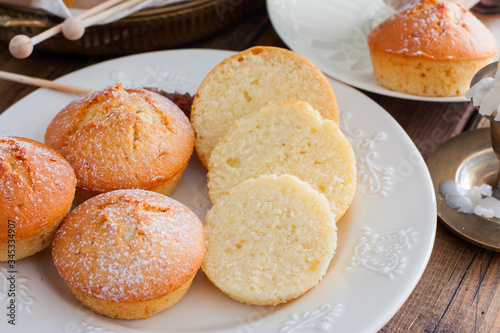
191 46 338 167
202 174 337 306
208 99 356 221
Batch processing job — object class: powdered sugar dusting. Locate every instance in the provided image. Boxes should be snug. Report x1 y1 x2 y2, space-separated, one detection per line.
52 189 205 302
0 137 76 240
369 0 497 59
45 84 194 193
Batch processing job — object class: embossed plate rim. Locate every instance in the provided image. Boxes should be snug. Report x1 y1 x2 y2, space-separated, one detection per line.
0 49 436 333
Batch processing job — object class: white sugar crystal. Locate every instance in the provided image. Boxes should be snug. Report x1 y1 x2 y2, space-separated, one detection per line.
444 194 473 214
479 183 493 197
440 180 500 218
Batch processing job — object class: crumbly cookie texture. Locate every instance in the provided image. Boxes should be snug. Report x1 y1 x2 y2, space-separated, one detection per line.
208 99 356 221
202 174 337 306
191 46 338 167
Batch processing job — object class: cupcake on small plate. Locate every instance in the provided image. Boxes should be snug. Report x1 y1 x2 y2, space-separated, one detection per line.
367 0 498 97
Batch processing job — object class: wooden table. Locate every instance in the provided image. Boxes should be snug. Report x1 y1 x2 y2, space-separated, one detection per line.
0 5 498 333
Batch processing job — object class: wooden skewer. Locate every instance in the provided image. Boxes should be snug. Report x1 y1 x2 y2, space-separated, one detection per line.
0 70 94 95
8 0 141 59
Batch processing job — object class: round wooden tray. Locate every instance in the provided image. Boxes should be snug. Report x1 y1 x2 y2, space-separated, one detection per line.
0 0 265 55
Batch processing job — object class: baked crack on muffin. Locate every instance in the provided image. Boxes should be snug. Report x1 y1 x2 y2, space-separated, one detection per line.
45 83 194 202
0 136 76 260
52 189 205 319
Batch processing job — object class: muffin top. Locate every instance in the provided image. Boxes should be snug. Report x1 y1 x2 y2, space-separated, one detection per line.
367 0 498 60
45 84 194 193
0 136 76 242
52 189 205 302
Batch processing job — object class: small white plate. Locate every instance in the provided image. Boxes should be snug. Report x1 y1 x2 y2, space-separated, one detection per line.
267 0 500 102
0 49 436 333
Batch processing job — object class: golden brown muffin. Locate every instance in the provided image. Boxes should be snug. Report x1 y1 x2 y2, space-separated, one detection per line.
191 46 339 168
0 137 76 261
367 0 498 97
44 84 194 202
52 189 205 319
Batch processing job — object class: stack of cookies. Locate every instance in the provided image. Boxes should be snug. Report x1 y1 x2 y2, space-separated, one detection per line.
191 46 357 306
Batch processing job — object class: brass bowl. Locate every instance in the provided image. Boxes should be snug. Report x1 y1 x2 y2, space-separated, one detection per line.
0 0 265 55
428 128 500 251
428 62 500 252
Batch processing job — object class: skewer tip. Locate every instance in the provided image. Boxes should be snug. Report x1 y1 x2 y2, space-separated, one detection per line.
62 17 86 41
9 35 33 59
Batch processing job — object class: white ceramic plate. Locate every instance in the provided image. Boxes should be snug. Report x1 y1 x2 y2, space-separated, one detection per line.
0 49 436 333
267 0 500 102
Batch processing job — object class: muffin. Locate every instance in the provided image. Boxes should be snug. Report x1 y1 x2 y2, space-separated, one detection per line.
191 46 339 167
52 189 205 319
0 136 76 261
367 0 498 97
202 174 337 306
44 84 194 202
207 100 356 221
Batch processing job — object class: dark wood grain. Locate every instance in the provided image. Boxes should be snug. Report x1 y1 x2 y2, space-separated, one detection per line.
0 5 499 333
381 223 500 332
364 92 477 160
